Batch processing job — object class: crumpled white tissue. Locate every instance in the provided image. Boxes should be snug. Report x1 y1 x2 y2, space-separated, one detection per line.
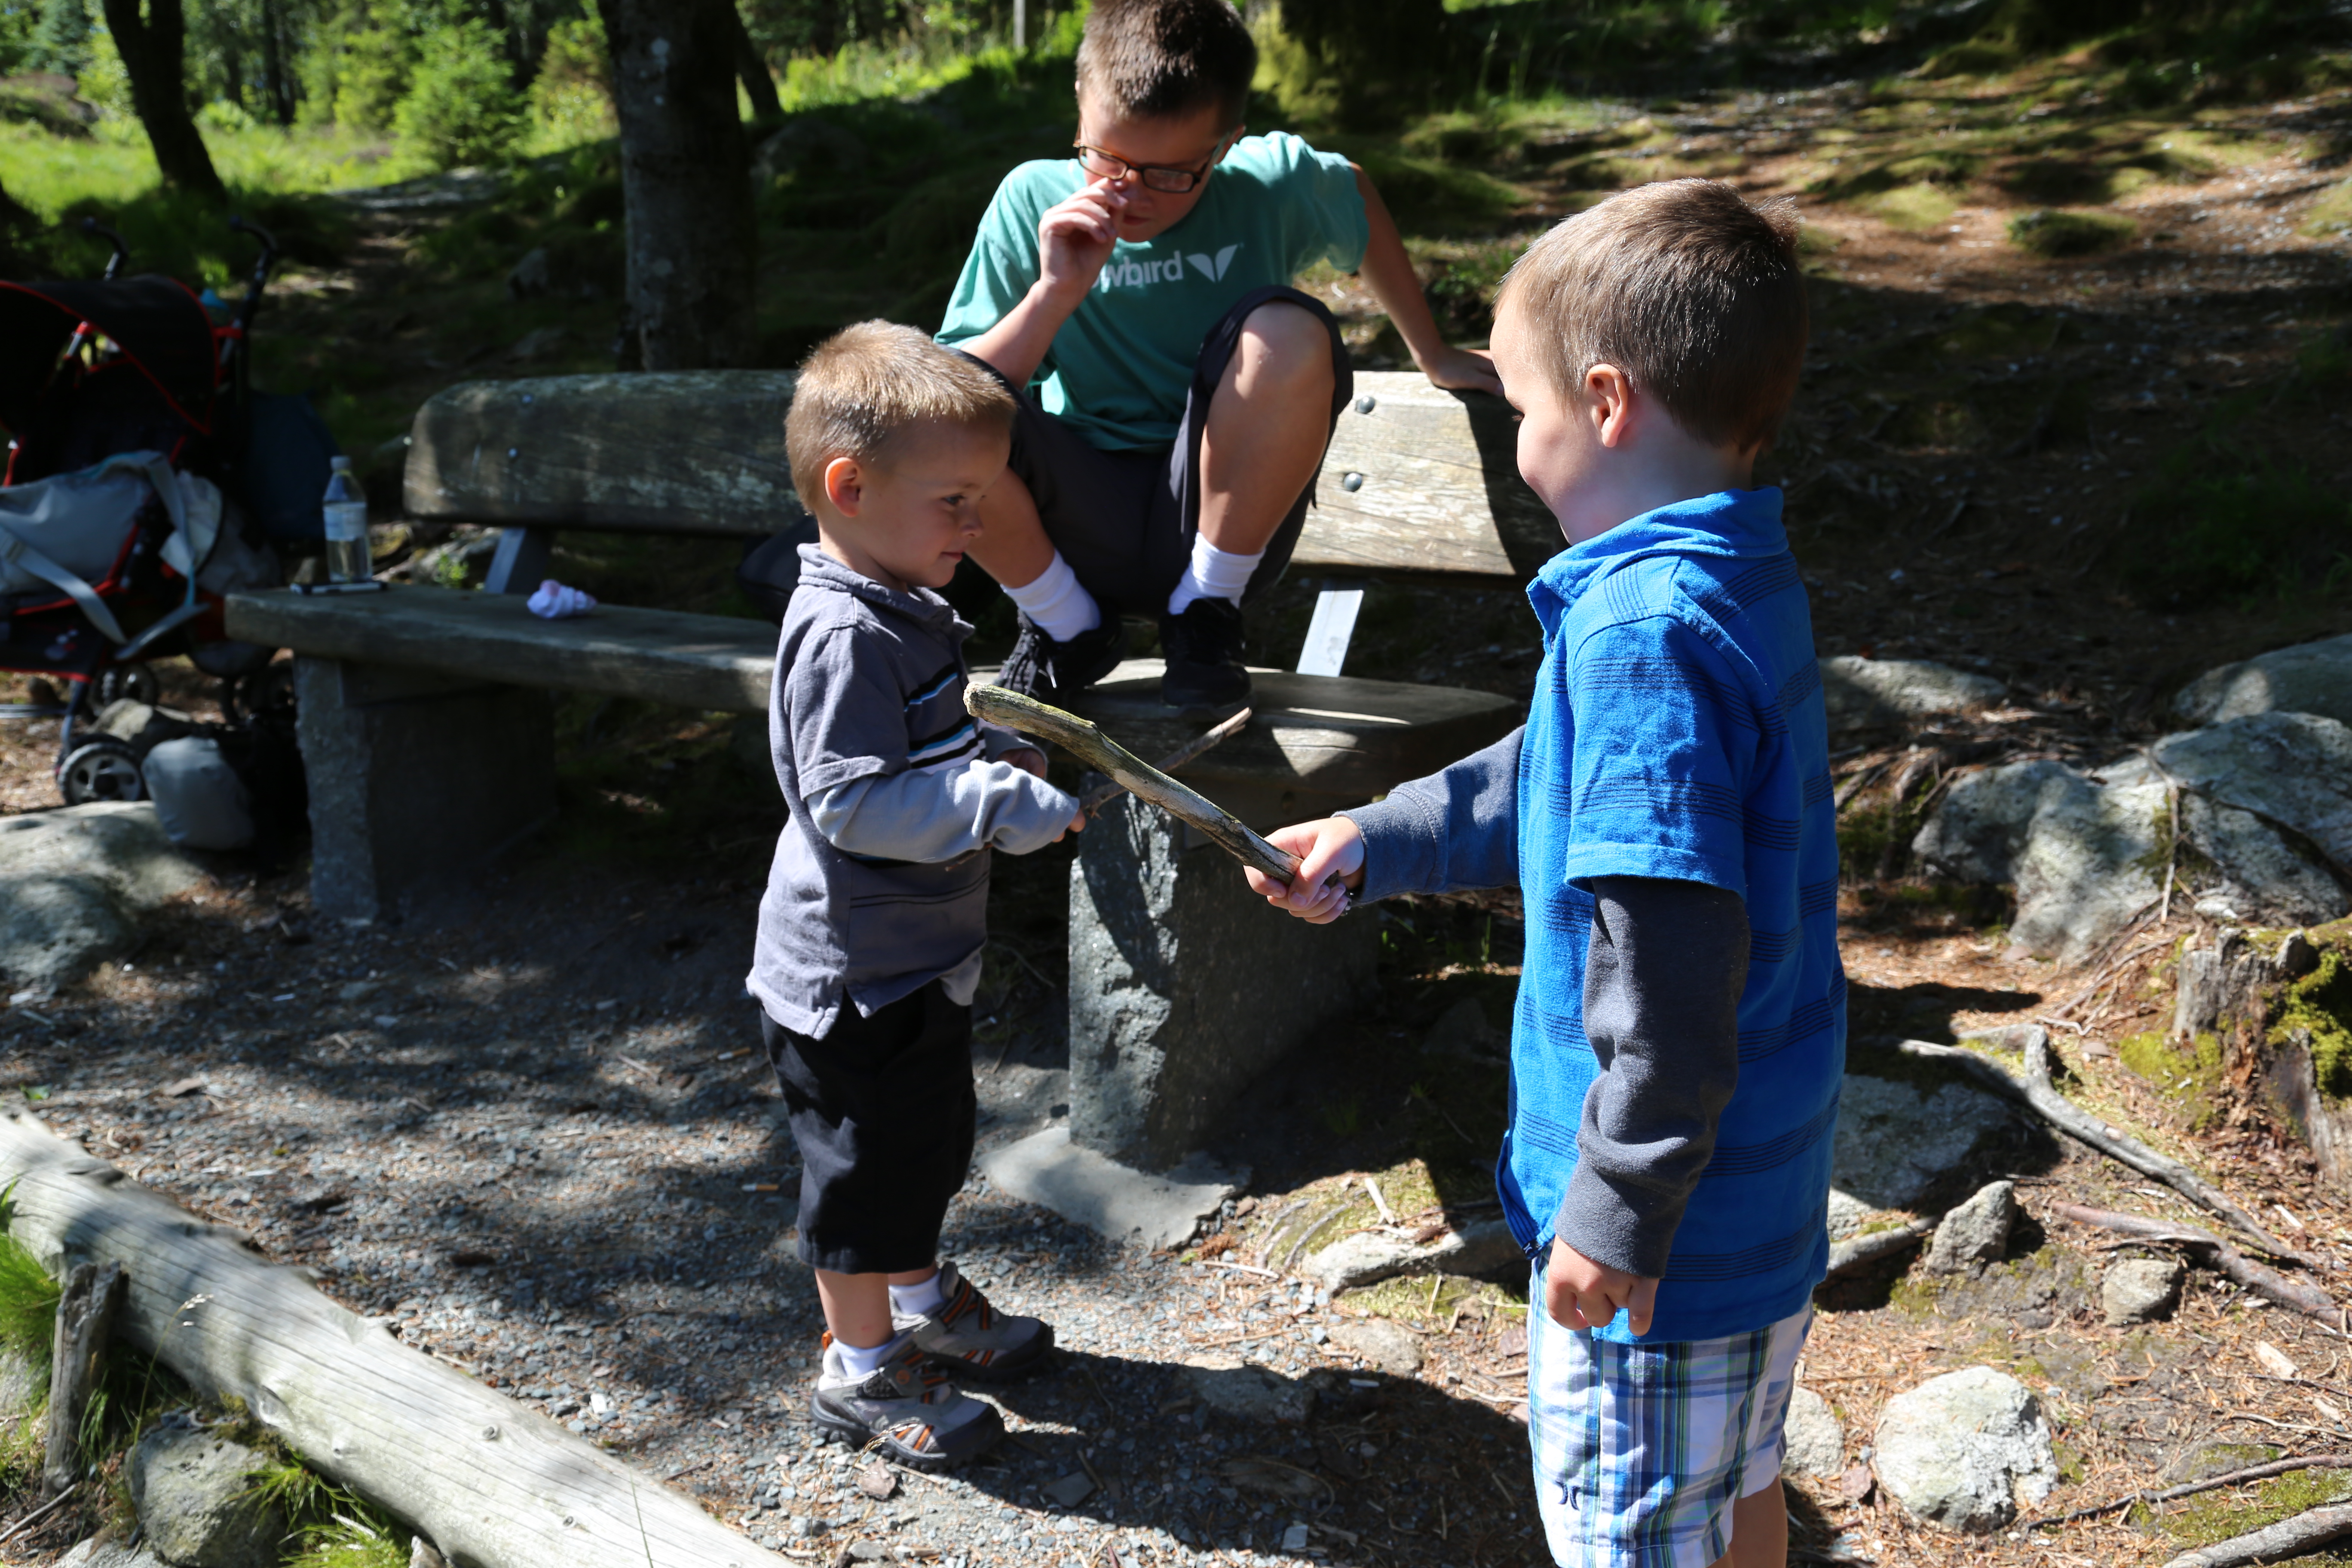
527 579 597 619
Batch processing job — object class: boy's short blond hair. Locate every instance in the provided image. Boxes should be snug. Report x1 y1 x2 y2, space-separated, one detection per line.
1497 179 1808 454
786 322 1017 503
1076 0 1256 129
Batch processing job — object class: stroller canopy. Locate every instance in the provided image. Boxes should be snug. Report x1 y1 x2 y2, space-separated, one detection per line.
0 276 219 440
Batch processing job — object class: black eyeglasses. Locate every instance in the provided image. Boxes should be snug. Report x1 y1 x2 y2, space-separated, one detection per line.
1073 142 1225 193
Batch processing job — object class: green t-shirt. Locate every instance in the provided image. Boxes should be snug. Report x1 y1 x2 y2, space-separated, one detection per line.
937 131 1369 452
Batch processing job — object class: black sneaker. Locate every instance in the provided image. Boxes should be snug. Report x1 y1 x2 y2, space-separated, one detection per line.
997 613 1125 705
809 1335 1003 1470
892 1261 1055 1384
1158 597 1250 709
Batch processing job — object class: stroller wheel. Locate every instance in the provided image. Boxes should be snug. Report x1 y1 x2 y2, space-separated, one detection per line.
58 740 146 805
94 667 162 708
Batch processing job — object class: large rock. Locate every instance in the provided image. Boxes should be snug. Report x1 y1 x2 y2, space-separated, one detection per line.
0 1346 39 1436
2102 1256 2185 1326
1820 656 2006 736
1827 1072 2015 1237
1781 1387 1845 1479
1069 796 1378 1169
2174 632 2352 728
0 803 203 990
1874 1366 2059 1532
57 1541 170 1568
1924 1180 2017 1274
1326 1317 1424 1376
1912 757 2165 967
2152 713 2352 900
128 1424 285 1568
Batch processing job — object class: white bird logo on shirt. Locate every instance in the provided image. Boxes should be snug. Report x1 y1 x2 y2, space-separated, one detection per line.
1185 245 1240 282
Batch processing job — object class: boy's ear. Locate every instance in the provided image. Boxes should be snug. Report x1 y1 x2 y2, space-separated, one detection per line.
1586 364 1635 449
822 455 864 518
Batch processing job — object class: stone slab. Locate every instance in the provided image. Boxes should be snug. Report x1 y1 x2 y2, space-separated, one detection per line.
1821 655 2006 736
2174 632 2352 728
1305 1218 1525 1292
978 1127 1241 1251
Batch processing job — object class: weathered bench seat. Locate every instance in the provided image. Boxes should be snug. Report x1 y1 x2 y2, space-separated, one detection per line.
226 364 1549 1179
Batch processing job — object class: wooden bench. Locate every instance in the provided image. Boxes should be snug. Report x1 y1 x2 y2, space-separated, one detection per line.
224 368 1540 1173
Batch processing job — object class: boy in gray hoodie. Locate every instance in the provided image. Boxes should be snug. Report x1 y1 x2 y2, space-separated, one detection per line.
747 321 1083 1469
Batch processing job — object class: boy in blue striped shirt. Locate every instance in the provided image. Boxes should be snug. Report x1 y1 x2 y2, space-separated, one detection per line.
748 322 1085 1470
1250 181 1842 1568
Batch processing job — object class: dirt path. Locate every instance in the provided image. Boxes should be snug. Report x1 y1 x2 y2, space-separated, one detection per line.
2 51 2351 1568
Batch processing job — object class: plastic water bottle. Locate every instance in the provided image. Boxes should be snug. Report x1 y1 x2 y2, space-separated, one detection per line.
322 456 370 584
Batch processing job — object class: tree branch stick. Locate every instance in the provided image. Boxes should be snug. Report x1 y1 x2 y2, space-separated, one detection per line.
2158 1501 2352 1568
1822 1217 1936 1280
967 686 1301 884
44 1259 123 1493
1890 1035 2306 1263
1080 706 1253 813
2026 1453 2352 1529
2049 1202 2336 1319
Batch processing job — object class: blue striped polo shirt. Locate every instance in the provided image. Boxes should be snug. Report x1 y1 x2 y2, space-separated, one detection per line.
1504 487 1845 1343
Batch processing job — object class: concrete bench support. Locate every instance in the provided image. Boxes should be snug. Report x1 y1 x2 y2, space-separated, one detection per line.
295 658 554 922
1069 795 1377 1170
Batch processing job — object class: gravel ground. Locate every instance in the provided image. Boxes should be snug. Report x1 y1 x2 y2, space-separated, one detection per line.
0 837 1547 1568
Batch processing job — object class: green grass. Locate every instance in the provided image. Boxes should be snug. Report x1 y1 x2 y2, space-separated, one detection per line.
2007 207 2136 257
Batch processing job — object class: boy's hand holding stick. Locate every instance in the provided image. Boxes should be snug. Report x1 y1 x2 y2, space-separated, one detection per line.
964 686 1347 912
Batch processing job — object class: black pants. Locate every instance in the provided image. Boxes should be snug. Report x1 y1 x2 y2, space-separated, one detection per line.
977 285 1354 619
760 981 976 1276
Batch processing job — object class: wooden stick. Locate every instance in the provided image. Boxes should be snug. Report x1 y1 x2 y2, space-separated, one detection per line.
965 686 1302 885
1080 707 1253 814
1822 1217 1936 1280
44 1259 123 1493
2027 1453 2352 1529
2157 1500 2352 1567
0 1480 77 1546
2049 1202 2337 1319
1888 1036 2306 1263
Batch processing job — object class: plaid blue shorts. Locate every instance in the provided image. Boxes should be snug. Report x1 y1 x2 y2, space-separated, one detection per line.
1526 1266 1811 1568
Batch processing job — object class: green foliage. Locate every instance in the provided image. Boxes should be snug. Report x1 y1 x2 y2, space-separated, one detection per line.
394 19 527 171
74 18 128 119
29 0 88 77
2007 207 2135 257
330 25 412 133
2167 1464 2352 1547
527 14 612 147
2276 945 2352 1101
0 1227 59 1388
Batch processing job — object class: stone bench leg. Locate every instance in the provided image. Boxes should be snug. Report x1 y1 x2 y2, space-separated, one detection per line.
295 658 555 922
1069 794 1378 1171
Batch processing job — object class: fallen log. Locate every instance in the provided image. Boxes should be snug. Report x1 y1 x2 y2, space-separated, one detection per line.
2158 1500 2352 1568
2049 1202 2336 1320
1890 1034 2308 1264
1822 1217 1936 1280
43 1259 123 1493
0 1106 786 1568
2026 1452 2352 1529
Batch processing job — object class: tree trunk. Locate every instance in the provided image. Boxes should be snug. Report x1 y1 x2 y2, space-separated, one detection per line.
98 0 227 200
0 1107 794 1568
594 0 759 372
728 3 782 123
0 175 36 276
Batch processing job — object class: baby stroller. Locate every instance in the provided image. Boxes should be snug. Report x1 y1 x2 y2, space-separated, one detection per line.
0 217 335 805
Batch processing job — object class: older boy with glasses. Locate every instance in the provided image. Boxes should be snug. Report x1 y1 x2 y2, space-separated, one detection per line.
939 0 1499 709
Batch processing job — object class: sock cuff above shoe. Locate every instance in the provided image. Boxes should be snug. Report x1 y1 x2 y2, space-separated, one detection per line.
1002 551 1101 643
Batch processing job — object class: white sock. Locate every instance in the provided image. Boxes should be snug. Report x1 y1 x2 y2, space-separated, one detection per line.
1002 551 1100 643
1166 535 1263 615
834 1331 909 1379
889 1272 946 1317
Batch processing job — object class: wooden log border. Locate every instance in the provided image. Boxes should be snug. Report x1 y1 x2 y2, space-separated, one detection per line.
0 1108 785 1568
